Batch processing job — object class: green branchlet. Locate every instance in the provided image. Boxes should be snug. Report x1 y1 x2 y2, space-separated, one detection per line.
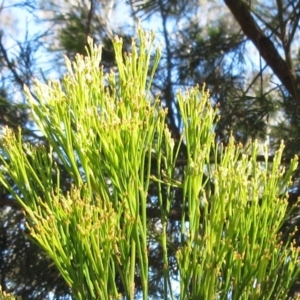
0 23 299 300
0 286 21 300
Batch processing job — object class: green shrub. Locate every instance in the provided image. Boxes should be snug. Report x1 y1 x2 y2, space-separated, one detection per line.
0 24 299 300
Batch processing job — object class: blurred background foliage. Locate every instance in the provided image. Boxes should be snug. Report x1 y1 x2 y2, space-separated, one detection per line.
0 0 300 298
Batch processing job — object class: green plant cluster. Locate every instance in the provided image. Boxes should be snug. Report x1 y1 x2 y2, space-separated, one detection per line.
0 24 300 300
0 286 21 300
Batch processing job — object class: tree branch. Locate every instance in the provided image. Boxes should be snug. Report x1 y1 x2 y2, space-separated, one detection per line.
223 0 300 105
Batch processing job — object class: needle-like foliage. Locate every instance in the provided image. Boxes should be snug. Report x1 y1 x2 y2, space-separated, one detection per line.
0 24 300 300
